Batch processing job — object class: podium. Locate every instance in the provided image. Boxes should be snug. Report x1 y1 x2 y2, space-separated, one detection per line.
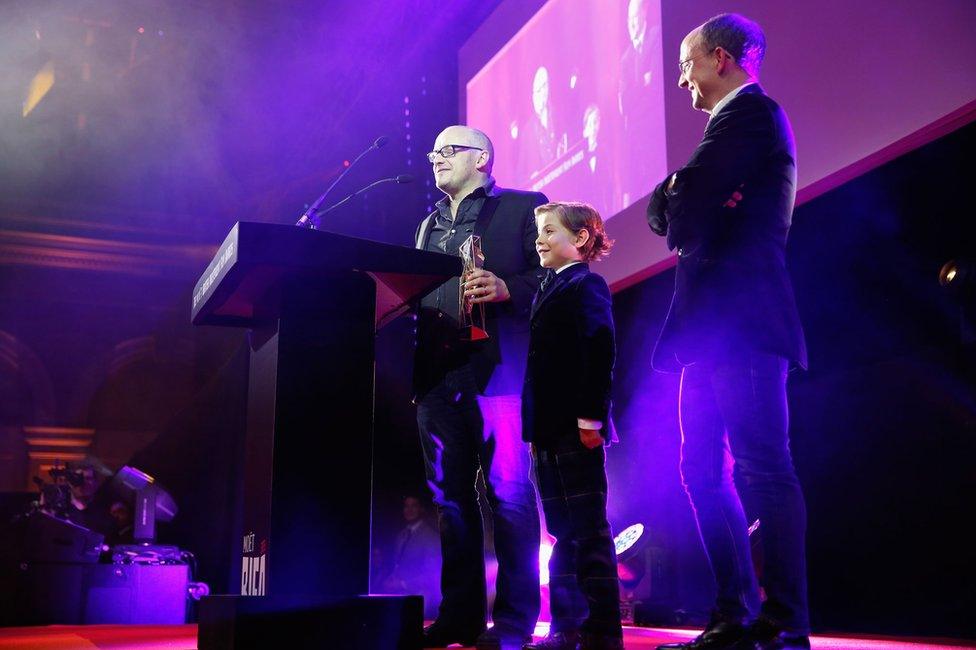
191 222 459 648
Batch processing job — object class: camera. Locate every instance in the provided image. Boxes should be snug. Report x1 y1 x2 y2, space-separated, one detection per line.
47 465 89 488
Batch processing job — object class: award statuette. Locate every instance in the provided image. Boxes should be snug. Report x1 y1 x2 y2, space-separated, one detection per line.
458 234 489 342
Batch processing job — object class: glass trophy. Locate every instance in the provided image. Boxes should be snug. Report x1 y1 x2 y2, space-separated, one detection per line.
458 235 489 342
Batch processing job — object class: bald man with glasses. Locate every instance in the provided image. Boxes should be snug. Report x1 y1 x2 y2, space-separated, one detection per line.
414 125 548 649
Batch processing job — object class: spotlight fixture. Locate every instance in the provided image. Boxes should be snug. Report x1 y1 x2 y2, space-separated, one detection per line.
614 523 651 626
940 258 974 292
614 523 648 591
939 257 976 347
614 523 645 560
112 466 177 543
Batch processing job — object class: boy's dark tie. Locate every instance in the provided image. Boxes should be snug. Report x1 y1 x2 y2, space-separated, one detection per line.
539 268 555 294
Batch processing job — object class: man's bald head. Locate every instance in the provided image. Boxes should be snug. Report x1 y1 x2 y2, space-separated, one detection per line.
431 125 495 201
678 13 764 112
628 0 648 48
695 13 765 78
435 125 494 174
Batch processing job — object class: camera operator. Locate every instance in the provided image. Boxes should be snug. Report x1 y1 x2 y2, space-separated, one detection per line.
38 460 131 545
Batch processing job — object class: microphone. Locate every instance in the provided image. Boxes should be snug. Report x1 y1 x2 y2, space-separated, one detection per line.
316 174 414 217
296 136 390 229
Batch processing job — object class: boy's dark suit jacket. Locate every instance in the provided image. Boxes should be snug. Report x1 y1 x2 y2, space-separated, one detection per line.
413 187 548 399
646 84 807 372
522 263 615 448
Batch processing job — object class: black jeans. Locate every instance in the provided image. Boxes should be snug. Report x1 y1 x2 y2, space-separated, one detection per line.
416 365 541 634
534 441 622 638
679 351 809 634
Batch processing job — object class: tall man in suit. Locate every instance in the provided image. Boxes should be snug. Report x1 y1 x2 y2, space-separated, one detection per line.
415 125 547 649
646 14 810 650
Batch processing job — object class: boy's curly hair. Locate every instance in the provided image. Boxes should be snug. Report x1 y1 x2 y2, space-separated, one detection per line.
534 201 613 262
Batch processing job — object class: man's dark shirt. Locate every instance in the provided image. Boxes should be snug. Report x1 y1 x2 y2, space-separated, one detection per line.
414 179 547 399
420 181 496 324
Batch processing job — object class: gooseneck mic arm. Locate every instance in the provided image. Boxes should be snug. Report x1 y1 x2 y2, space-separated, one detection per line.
296 135 389 229
316 174 415 217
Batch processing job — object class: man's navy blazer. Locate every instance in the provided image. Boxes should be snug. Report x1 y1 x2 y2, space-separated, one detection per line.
522 263 616 448
413 187 548 399
646 84 807 371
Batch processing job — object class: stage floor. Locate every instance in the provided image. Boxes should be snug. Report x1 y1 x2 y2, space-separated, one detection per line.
0 623 972 649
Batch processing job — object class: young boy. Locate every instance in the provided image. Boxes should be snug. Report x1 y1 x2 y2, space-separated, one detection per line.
522 202 622 650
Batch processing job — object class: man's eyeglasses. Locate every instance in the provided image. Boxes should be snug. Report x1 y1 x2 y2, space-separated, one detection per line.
678 48 717 75
427 144 484 163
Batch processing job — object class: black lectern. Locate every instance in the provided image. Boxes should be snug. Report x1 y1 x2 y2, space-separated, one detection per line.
191 222 459 649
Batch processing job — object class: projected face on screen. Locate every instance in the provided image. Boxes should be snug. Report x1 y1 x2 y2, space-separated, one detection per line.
467 0 666 220
533 67 550 120
628 0 648 50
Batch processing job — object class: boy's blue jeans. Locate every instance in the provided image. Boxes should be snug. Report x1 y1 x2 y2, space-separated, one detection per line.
678 351 809 634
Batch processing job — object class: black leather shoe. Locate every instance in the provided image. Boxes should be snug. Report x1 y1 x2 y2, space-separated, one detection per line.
746 619 810 650
522 630 580 649
423 620 486 648
656 620 748 649
476 625 534 649
578 631 625 649
750 633 810 650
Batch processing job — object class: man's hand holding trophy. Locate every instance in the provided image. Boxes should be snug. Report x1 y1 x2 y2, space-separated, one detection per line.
459 235 508 341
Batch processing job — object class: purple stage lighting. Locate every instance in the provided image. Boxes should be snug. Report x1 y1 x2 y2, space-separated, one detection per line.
539 537 554 586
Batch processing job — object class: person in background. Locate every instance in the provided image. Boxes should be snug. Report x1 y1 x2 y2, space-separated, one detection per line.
381 494 442 619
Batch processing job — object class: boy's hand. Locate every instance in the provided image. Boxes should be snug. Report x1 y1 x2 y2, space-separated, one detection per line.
579 428 603 449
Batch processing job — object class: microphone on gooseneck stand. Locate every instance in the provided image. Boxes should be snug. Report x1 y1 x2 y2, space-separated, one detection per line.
296 135 390 229
316 174 414 217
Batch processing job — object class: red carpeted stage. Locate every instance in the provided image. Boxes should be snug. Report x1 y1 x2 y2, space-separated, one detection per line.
0 624 972 650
